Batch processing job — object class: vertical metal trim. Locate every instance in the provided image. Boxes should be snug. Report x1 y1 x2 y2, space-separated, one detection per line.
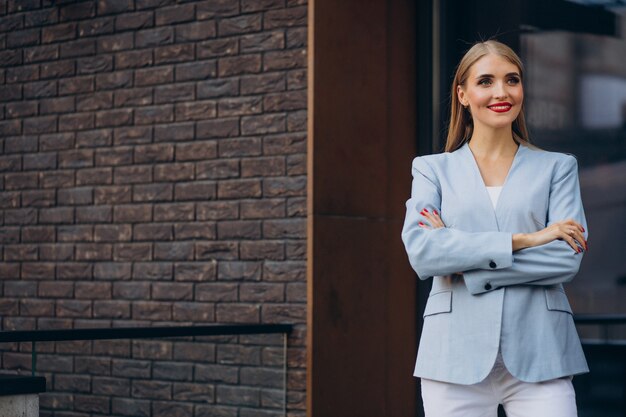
283 332 288 417
432 0 441 151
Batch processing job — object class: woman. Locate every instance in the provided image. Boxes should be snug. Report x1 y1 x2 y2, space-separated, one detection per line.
401 40 589 417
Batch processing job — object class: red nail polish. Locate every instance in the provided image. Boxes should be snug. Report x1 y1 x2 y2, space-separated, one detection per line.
418 221 424 226
423 208 429 213
582 227 585 232
434 209 439 215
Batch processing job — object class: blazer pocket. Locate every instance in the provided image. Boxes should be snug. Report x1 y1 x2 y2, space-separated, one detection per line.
423 290 452 318
545 288 573 315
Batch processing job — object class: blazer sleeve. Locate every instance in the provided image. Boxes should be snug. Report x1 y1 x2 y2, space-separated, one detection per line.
463 155 589 295
401 156 514 280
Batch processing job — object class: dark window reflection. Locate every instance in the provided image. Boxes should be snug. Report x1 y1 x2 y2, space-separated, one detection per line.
520 1 626 333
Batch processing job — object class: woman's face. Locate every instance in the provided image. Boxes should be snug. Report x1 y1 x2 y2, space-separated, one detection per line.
457 53 523 130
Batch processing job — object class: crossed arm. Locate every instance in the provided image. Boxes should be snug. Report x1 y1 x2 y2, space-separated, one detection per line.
400 155 589 295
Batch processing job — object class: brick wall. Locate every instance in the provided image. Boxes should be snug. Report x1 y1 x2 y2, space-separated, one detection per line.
0 0 307 415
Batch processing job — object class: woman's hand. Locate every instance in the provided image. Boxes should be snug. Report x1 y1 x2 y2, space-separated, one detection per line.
524 219 587 253
418 208 445 229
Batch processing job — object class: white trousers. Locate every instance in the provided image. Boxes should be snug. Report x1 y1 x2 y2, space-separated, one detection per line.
420 350 578 417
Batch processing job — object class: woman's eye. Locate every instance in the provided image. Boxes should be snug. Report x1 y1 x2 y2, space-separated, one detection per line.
508 77 520 84
478 79 491 86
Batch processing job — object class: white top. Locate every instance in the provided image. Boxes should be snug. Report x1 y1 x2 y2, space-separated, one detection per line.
485 185 503 209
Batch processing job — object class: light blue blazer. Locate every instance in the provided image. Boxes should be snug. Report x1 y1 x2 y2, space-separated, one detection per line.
401 140 590 384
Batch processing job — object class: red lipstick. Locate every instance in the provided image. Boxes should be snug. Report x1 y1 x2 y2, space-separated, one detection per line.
488 102 512 113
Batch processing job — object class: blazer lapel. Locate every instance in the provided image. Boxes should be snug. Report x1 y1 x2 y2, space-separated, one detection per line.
459 141 526 232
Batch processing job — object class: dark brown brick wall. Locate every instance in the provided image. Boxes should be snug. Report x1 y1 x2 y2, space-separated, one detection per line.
0 0 307 415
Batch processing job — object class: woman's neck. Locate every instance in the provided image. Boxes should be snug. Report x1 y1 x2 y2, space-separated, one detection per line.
468 125 518 159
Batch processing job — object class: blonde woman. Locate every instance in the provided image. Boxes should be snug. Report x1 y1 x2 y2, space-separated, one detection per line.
401 40 589 417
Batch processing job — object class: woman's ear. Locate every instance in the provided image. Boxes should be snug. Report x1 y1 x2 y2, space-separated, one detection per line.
457 85 467 107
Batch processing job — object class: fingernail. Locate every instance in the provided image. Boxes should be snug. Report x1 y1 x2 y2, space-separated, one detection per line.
423 208 429 213
582 227 585 232
434 209 439 215
418 222 424 226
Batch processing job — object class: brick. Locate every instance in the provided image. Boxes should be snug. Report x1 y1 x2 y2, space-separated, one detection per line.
42 22 77 43
53 374 91 392
60 2 96 21
196 38 239 59
93 377 130 396
240 283 284 302
132 301 172 321
134 223 173 241
21 226 55 242
217 344 261 366
39 281 74 298
133 183 173 202
132 339 172 360
135 105 174 125
218 137 262 157
39 244 74 261
196 160 239 180
95 224 132 242
133 262 172 280
112 359 151 378
263 261 305 282
115 49 153 69
22 190 55 208
218 96 263 117
240 30 284 53
58 187 93 205
154 163 194 182
74 394 110 414
76 205 112 223
5 281 37 297
155 4 194 25
287 197 306 217
218 14 262 36
76 243 113 260
96 108 133 127
196 201 238 220
174 100 217 121
262 41 303 66
75 282 111 299
287 69 307 91
196 118 239 139
217 179 262 199
57 225 92 242
112 397 150 416
172 301 215 322
174 222 216 240
134 144 173 163
76 130 113 148
116 11 153 31
197 78 238 98
241 199 284 219
77 55 114 75
113 282 150 300
241 73 285 95
135 66 173 86
0 227 20 243
176 142 218 161
194 363 238 384
263 176 306 197
218 220 261 239
174 262 216 282
173 382 215 402
78 17 115 37
154 44 194 65
97 32 133 53
96 147 133 166
174 181 217 201
41 60 76 79
195 283 237 302
39 207 74 224
98 0 134 15
23 116 57 134
5 208 37 224
56 299 92 317
195 241 238 260
218 54 262 77
76 94 113 113
95 185 132 204
96 70 133 90
240 241 284 260
40 133 74 151
56 263 92 280
264 90 307 112
155 84 195 104
40 170 75 189
114 165 152 184
154 242 194 261
175 21 216 42
94 262 132 280
93 300 131 319
113 243 152 261
241 113 286 135
5 101 38 118
154 203 194 221
77 167 113 185
114 204 152 222
59 112 95 131
92 339 131 357
114 87 152 107
136 27 173 48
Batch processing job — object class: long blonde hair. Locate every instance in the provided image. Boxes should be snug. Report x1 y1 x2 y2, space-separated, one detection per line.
445 40 537 153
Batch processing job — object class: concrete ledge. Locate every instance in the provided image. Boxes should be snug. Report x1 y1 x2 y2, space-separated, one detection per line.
0 394 39 417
